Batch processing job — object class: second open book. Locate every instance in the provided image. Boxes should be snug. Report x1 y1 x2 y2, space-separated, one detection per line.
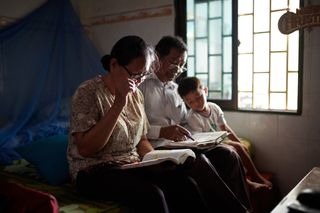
152 131 229 150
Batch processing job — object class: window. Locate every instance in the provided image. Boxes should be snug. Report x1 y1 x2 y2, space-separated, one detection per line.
176 0 303 114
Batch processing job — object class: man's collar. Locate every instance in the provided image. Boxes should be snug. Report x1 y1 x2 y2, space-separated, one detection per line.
149 72 176 89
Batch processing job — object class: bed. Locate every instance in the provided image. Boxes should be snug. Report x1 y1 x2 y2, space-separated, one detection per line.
0 134 130 213
0 159 129 213
0 133 268 212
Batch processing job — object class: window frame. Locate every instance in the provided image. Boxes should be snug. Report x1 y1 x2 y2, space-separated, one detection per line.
174 0 303 115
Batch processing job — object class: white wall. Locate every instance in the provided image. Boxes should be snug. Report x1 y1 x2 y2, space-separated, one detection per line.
87 0 174 53
1 0 319 197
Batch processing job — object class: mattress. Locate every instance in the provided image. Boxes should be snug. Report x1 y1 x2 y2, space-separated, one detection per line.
0 159 129 213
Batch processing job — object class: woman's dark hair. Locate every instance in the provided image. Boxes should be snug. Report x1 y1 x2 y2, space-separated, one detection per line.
178 76 201 98
155 36 187 59
101 35 154 71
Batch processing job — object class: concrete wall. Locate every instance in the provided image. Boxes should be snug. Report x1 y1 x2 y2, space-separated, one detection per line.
86 0 174 53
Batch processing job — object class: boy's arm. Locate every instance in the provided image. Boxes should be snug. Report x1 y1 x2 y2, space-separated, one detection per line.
220 124 241 143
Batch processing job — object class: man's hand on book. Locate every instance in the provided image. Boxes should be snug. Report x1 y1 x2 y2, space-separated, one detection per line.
159 124 192 142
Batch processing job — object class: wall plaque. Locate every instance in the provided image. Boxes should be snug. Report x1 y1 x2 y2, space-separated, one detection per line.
278 5 320 34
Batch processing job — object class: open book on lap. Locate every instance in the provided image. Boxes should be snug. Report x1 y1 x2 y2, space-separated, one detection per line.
152 131 229 150
119 149 196 169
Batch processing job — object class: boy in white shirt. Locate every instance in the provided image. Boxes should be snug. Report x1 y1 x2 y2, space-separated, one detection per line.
178 76 272 192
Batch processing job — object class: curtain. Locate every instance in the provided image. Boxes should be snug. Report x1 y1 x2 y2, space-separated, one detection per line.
0 0 104 164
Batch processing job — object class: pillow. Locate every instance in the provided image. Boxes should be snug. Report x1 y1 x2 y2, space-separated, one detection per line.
15 135 69 185
239 138 255 159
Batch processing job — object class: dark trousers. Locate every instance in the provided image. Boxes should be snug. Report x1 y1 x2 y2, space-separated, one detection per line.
76 145 251 213
190 145 252 212
75 161 208 213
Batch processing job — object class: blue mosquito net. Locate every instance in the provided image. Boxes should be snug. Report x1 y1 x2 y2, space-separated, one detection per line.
0 0 104 164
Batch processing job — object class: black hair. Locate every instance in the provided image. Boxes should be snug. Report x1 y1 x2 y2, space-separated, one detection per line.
100 35 153 71
178 76 202 98
155 36 187 58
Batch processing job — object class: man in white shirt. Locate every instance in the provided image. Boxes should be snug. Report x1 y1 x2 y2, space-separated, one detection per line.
139 36 190 142
139 36 252 211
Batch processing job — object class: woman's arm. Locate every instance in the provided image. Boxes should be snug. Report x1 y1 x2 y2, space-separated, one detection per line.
74 99 125 157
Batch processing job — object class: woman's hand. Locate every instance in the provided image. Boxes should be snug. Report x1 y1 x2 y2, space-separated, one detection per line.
159 124 192 141
114 78 136 106
112 63 137 107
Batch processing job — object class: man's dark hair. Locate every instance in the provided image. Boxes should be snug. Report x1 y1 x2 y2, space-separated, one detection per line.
155 36 187 58
178 76 201 98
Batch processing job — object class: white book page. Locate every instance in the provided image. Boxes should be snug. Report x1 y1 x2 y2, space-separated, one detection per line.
119 149 195 169
143 149 195 163
177 131 228 144
120 158 169 169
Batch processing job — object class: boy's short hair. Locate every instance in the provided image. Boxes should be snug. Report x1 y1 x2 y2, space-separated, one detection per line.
178 76 202 98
